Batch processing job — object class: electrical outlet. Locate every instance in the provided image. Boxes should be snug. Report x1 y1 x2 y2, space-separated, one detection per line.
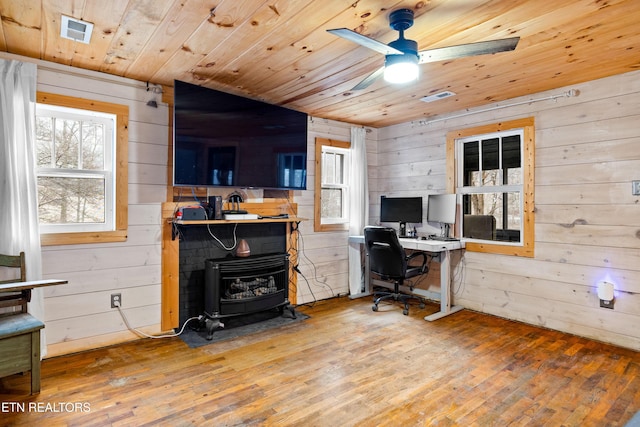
599 299 614 309
632 180 640 196
110 293 122 308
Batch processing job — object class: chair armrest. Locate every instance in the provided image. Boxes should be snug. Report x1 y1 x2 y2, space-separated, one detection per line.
406 251 429 274
406 251 428 263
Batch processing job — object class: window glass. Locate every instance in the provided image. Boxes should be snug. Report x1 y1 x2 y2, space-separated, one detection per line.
463 141 478 187
502 135 522 185
320 147 349 224
459 131 523 243
278 153 306 188
481 137 500 172
321 188 344 219
37 177 106 224
323 152 336 184
462 191 521 242
36 103 115 234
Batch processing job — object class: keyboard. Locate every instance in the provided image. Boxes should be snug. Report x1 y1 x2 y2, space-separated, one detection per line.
427 236 459 242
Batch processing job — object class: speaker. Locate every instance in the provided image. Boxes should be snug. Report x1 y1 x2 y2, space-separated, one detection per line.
209 196 223 220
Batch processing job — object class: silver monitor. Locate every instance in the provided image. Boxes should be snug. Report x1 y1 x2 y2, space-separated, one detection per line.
427 194 456 237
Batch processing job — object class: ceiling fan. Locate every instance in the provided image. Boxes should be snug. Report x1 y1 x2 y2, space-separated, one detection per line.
327 9 520 90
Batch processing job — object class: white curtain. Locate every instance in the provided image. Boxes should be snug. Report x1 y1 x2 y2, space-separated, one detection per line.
348 126 369 295
0 59 47 355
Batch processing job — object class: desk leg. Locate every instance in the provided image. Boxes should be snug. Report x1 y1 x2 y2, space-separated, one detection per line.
424 248 463 321
348 241 371 299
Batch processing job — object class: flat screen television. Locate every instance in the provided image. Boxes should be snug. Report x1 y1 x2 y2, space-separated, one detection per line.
380 196 423 237
173 80 308 190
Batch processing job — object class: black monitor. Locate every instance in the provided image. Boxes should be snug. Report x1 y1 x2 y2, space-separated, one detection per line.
380 196 423 237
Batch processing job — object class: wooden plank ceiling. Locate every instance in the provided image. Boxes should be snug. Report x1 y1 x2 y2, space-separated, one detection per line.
1 0 639 128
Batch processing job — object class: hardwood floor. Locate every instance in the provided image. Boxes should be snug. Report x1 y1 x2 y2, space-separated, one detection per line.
1 297 639 426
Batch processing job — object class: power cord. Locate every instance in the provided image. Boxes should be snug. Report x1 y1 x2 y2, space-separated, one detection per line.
451 249 466 296
207 222 238 251
293 264 318 307
190 186 202 203
295 229 335 298
113 300 201 339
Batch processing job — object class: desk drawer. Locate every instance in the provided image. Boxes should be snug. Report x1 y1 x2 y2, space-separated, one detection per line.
0 333 33 377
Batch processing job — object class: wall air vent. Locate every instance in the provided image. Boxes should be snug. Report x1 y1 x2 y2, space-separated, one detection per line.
60 15 94 44
420 91 456 103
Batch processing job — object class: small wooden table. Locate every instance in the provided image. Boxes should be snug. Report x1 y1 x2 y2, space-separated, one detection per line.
0 279 67 394
0 279 67 294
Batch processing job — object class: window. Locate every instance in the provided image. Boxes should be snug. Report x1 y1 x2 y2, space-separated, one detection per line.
36 105 115 233
36 92 128 246
314 138 350 232
278 153 307 189
447 118 534 257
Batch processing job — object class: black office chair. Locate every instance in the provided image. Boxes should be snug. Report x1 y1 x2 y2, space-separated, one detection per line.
364 226 428 315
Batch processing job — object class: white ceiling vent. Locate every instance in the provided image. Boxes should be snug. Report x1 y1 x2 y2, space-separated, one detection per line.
60 15 94 44
420 91 456 103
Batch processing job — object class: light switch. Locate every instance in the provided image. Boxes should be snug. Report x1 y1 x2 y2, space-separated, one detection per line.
633 180 640 196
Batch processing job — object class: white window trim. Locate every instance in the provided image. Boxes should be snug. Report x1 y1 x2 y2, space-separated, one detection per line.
314 137 351 232
321 145 350 225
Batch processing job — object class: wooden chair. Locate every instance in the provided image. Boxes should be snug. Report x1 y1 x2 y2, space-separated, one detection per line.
0 252 45 394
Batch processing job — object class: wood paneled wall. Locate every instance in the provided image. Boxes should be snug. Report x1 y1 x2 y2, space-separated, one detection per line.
8 52 638 355
376 70 640 350
26 61 170 357
10 54 368 356
294 118 378 304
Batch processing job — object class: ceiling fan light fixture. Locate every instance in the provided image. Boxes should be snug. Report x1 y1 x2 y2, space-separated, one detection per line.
384 55 419 84
327 8 519 90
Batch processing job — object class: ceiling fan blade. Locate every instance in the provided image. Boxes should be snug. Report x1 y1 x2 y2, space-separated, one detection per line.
351 66 385 91
418 37 520 64
327 28 403 56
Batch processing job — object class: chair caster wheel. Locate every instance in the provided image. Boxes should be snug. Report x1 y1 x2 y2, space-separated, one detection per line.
403 308 409 315
372 305 378 312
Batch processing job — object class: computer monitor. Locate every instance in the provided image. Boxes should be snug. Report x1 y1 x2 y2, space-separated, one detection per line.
427 194 457 237
380 196 423 237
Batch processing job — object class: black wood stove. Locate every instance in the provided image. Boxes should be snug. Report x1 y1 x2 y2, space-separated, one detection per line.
202 253 295 339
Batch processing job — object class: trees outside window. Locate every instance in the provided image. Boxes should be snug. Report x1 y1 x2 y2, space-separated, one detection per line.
36 105 114 232
36 93 128 245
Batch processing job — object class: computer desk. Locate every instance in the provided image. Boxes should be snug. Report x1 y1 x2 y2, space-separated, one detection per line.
348 236 464 321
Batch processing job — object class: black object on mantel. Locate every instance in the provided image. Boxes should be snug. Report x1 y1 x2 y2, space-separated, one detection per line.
224 192 247 214
208 196 223 219
182 206 207 220
259 214 289 219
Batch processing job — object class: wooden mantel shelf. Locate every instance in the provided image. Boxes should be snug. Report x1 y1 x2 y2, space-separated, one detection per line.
172 217 306 225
